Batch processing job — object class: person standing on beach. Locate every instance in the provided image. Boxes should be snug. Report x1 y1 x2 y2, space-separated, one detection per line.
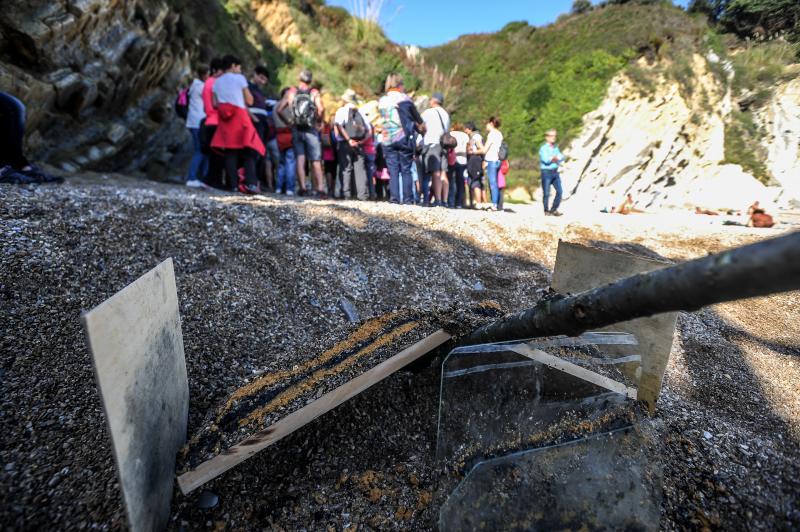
539 128 565 216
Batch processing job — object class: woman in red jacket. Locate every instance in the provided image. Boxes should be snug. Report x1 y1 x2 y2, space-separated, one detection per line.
211 55 265 194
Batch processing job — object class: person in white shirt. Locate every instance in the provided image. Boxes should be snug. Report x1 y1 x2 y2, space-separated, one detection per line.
211 55 263 194
464 122 485 208
448 125 469 208
185 65 208 188
420 92 450 206
333 89 371 200
483 116 504 210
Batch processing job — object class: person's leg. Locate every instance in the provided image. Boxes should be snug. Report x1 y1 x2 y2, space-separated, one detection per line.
447 165 457 207
353 148 369 200
439 153 449 206
365 153 376 199
293 129 308 193
551 173 563 212
400 148 415 204
456 163 466 207
224 150 240 192
340 142 354 199
243 149 258 188
541 170 552 213
277 150 286 193
486 161 500 207
385 145 401 202
497 187 505 211
285 148 297 194
187 128 203 182
0 92 29 170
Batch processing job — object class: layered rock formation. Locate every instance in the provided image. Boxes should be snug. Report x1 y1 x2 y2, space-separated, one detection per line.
560 55 800 212
0 0 190 176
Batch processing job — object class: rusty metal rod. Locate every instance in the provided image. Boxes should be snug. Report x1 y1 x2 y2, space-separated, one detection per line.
463 231 800 345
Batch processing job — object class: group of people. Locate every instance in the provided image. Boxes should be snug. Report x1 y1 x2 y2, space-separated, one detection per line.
179 60 566 212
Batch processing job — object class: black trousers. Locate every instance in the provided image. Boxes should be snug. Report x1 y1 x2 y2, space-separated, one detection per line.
0 92 29 169
200 122 226 189
224 149 258 191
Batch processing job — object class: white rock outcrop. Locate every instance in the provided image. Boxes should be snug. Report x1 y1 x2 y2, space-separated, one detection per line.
561 55 799 213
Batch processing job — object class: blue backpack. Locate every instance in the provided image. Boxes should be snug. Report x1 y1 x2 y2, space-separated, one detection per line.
397 100 420 147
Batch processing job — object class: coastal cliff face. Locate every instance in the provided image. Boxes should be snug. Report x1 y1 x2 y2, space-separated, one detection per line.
0 0 192 177
560 56 800 211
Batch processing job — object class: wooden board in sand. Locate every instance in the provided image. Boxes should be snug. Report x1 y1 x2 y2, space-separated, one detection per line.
82 258 189 532
178 329 452 494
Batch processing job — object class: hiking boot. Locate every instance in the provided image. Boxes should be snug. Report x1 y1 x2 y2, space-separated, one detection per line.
550 210 563 217
242 184 261 195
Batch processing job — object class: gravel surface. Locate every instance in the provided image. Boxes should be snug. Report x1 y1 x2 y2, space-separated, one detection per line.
1 175 798 530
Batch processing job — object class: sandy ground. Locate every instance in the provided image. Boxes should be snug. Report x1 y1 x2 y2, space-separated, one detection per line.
1 175 798 530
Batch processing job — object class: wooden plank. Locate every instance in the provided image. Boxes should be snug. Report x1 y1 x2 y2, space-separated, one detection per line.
82 259 188 532
551 241 677 411
178 329 452 494
510 345 638 400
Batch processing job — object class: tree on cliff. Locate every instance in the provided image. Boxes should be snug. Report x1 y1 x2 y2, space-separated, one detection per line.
689 0 800 43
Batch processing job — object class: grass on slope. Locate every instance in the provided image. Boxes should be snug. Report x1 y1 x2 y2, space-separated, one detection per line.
424 2 707 188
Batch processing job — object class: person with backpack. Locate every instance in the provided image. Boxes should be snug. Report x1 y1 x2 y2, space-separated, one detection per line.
539 128 565 216
201 58 225 189
464 122 485 209
272 87 296 195
211 55 265 195
334 89 371 201
421 92 453 207
378 73 425 204
483 116 504 211
275 69 325 198
181 65 208 188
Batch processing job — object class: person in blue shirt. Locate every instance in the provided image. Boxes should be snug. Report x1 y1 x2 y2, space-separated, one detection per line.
538 129 565 216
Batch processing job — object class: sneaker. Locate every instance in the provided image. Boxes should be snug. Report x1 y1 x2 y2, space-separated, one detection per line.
550 210 564 217
242 184 261 195
186 179 205 188
286 190 295 196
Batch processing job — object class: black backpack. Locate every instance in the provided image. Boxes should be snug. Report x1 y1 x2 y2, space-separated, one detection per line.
292 88 317 129
344 108 368 140
498 141 509 161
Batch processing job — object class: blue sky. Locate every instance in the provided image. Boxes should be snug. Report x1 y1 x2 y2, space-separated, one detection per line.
327 0 690 47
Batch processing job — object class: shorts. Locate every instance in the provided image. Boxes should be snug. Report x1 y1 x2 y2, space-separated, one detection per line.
292 127 322 162
467 155 484 189
424 144 448 174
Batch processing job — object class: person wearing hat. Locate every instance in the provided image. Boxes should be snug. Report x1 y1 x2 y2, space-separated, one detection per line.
333 89 371 200
420 92 451 206
276 69 325 197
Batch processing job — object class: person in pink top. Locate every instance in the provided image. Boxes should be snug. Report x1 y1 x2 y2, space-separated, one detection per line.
200 58 225 188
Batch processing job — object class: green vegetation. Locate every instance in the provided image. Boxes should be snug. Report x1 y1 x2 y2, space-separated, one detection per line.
724 111 770 183
720 39 798 183
423 2 707 188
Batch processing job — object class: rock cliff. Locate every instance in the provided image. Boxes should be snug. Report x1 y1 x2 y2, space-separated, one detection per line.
0 0 193 177
560 55 800 212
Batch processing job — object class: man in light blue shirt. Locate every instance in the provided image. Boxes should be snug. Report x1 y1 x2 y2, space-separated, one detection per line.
539 128 565 216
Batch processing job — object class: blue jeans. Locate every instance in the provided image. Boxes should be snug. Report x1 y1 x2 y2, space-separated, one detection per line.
365 152 376 198
541 169 563 212
486 160 501 207
277 148 296 193
385 142 414 204
187 128 208 182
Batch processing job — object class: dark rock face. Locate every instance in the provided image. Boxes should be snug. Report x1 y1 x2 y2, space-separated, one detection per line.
0 0 191 176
